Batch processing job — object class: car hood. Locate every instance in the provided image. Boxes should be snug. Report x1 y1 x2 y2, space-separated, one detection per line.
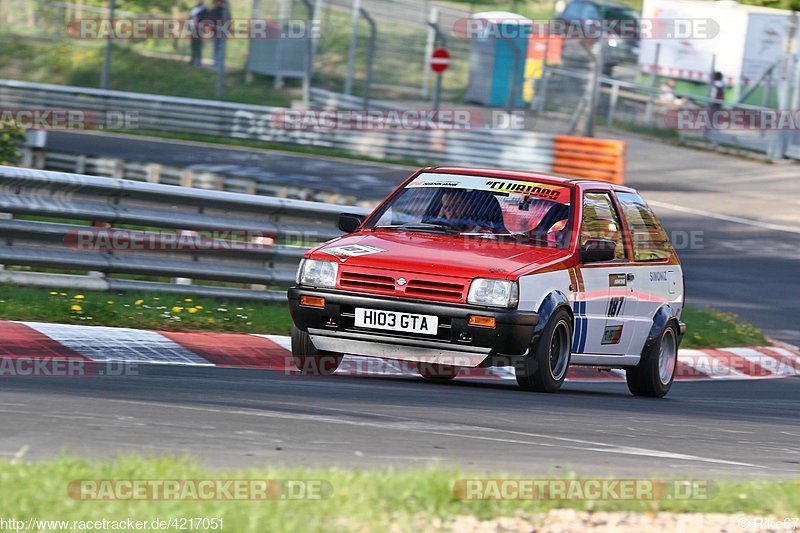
309 231 569 279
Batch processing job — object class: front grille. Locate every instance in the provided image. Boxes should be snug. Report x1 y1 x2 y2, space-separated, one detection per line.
339 269 467 302
405 279 464 300
340 271 395 292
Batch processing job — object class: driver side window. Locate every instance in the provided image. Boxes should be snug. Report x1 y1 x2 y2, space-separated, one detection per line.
581 192 627 261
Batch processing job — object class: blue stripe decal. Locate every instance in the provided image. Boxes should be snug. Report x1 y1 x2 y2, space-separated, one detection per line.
578 302 589 353
571 301 581 352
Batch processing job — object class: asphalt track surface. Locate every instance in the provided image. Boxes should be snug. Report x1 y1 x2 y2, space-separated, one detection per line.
31 131 800 477
1 365 798 477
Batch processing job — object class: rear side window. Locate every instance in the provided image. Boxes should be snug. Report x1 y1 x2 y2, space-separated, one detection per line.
581 191 627 260
616 192 673 262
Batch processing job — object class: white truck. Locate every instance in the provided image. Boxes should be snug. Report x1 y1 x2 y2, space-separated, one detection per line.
638 0 798 102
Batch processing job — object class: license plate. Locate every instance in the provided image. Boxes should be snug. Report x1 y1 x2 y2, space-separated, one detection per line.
354 308 438 335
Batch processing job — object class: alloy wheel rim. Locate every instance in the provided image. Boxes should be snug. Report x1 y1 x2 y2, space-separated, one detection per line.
658 329 677 385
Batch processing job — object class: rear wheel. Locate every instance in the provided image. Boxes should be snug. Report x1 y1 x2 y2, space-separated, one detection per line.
626 323 678 397
291 325 343 376
418 362 460 381
516 308 572 393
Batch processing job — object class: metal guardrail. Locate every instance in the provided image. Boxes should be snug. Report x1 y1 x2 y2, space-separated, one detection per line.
37 150 375 207
0 166 370 300
0 79 556 171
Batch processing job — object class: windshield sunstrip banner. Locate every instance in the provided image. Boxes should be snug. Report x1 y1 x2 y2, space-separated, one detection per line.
405 173 570 204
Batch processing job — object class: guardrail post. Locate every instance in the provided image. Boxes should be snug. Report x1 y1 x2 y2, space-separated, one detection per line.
75 155 87 174
180 169 194 188
146 163 162 183
112 159 125 179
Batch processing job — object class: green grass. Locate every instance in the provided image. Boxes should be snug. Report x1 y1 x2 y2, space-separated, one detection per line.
0 284 292 334
0 33 294 106
0 283 771 348
0 455 797 532
680 306 768 349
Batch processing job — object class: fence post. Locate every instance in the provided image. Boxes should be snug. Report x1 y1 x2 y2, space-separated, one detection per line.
344 0 362 95
422 7 439 98
361 8 376 109
607 81 619 127
100 0 116 90
643 43 660 127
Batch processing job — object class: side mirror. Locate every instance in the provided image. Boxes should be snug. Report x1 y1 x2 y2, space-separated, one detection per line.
580 238 616 263
338 213 365 233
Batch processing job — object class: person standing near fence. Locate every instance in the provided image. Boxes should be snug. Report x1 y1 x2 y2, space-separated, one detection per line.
206 0 230 69
710 71 726 113
188 0 207 66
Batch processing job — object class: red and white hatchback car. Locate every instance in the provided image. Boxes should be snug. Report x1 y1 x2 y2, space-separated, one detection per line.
289 167 685 397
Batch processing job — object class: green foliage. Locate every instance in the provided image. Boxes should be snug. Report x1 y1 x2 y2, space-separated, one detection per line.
0 120 26 166
738 0 800 11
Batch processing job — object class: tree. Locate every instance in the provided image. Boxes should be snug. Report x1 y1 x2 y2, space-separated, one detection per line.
0 121 26 166
738 0 800 11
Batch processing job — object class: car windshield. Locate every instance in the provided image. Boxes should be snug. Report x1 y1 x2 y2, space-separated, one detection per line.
365 173 573 249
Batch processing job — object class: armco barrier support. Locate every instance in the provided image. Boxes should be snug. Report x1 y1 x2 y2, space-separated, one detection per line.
551 135 626 185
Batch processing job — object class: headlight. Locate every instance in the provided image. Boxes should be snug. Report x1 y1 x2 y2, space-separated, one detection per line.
296 258 338 288
467 278 519 308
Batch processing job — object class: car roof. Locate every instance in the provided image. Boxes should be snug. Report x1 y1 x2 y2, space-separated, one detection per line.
424 166 637 194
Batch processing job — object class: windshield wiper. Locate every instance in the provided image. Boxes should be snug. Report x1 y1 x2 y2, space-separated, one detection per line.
377 222 458 234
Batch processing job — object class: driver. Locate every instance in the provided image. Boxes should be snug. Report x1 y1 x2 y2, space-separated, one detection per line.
440 189 504 233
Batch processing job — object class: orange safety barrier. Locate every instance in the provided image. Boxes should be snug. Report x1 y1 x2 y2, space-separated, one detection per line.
551 135 626 185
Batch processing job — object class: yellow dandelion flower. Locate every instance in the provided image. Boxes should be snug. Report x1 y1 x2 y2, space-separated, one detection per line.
171 306 183 313
195 305 203 309
74 294 85 300
107 300 114 305
49 291 57 295
184 298 193 302
70 304 83 312
60 292 67 296
134 299 144 305
188 307 198 314
153 297 160 301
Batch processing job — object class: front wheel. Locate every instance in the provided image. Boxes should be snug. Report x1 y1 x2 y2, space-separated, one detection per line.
291 325 343 376
626 323 678 397
516 308 572 393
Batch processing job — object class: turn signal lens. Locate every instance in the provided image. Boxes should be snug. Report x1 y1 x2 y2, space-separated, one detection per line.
300 296 326 308
468 315 496 328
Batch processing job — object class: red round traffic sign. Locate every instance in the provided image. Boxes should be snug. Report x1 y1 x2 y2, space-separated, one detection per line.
430 48 450 73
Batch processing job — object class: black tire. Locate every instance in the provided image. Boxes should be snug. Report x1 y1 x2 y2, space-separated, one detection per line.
418 362 460 381
291 325 343 376
516 308 572 393
626 323 678 398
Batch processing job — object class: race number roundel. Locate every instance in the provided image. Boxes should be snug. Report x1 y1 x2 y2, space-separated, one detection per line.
430 48 450 73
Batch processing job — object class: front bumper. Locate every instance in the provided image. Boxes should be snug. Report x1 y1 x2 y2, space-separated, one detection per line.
288 287 539 367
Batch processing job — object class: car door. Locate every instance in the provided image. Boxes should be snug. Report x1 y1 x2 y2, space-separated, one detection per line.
615 191 683 355
574 190 637 356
